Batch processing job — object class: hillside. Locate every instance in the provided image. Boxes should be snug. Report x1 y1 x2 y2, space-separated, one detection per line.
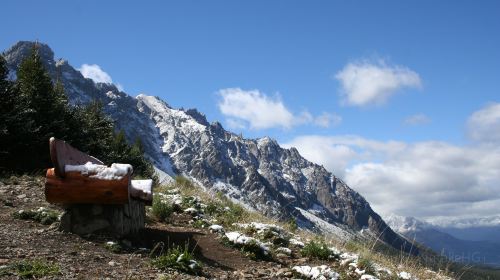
0 175 456 279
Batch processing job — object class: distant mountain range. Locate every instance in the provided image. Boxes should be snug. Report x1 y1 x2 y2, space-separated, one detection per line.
2 41 415 253
385 214 500 267
429 216 500 244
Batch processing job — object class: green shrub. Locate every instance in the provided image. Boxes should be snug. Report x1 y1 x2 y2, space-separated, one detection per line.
287 217 298 232
357 256 376 275
205 200 223 216
152 196 173 221
181 196 200 210
0 265 9 277
104 241 122 253
151 244 201 275
192 219 210 228
215 199 245 226
220 235 272 261
243 225 258 236
258 228 289 247
240 239 272 261
301 240 332 260
13 259 60 278
254 226 290 247
13 208 59 225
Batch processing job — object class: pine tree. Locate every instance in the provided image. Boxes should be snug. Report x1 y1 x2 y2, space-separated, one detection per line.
69 100 115 160
107 130 131 164
0 54 35 172
0 55 9 92
12 45 71 170
129 138 158 184
0 55 16 172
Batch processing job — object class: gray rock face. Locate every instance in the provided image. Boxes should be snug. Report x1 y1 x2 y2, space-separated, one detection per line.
2 41 415 253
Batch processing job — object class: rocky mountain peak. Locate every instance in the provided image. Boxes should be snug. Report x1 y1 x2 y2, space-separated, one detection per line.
3 41 55 68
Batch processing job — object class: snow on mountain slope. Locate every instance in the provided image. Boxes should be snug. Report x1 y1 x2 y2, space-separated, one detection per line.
384 214 432 234
2 41 415 253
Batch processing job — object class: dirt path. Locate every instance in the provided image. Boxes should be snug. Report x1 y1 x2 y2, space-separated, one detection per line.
142 223 261 271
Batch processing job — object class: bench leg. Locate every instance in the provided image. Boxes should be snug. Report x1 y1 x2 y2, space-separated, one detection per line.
58 200 145 237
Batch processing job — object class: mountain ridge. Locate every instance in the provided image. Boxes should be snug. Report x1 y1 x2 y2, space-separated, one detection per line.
2 40 415 253
385 214 500 267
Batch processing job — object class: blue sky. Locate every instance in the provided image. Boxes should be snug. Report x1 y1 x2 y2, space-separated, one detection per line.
2 1 500 223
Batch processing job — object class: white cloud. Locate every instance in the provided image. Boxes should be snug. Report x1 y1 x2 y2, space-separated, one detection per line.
79 64 112 84
314 112 342 128
404 113 431 125
217 88 341 129
467 102 500 143
283 136 359 178
79 64 123 91
283 109 500 224
335 59 422 106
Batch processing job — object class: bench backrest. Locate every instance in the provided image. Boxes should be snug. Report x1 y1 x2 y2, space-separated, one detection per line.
49 137 104 178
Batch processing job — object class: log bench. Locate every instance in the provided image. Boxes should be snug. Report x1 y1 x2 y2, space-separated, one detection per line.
44 137 153 237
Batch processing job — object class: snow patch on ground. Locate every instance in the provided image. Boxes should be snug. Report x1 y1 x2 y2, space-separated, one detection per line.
289 238 305 248
208 224 224 233
276 247 292 255
292 265 339 280
234 222 284 234
398 271 413 280
224 231 270 255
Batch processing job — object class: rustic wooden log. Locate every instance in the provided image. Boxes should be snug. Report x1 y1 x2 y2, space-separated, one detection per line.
49 137 104 178
45 168 130 204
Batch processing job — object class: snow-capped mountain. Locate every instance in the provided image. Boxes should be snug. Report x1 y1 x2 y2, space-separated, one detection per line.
3 41 414 253
386 214 500 267
384 214 433 234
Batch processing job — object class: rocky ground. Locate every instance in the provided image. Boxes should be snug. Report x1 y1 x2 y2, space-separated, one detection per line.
0 175 454 280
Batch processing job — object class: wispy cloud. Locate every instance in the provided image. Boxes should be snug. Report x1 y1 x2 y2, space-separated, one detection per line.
467 102 500 143
314 112 342 128
335 59 422 106
79 64 123 91
404 113 431 125
217 88 341 130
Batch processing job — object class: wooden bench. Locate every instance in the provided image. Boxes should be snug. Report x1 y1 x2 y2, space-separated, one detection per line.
45 137 153 237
